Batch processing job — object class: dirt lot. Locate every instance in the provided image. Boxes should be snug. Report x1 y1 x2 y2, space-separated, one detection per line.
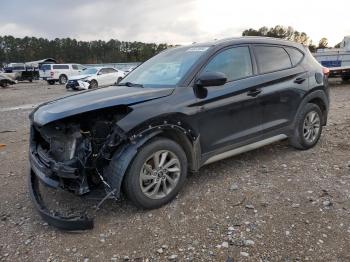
0 80 349 262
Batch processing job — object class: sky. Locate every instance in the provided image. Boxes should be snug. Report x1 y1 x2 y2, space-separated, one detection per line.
0 0 349 46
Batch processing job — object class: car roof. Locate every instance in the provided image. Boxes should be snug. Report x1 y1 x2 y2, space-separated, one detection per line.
90 66 117 70
181 36 305 50
51 63 80 65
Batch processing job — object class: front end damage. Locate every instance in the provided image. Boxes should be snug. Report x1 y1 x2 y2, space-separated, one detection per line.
28 107 130 230
28 102 197 230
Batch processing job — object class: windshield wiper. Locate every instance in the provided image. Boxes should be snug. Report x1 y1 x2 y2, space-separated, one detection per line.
117 82 144 88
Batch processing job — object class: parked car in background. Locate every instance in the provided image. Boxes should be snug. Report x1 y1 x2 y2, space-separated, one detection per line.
39 64 86 85
66 67 125 90
4 63 38 82
29 37 329 230
0 73 17 88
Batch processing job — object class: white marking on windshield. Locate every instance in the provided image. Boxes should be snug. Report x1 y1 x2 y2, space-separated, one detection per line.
186 47 209 52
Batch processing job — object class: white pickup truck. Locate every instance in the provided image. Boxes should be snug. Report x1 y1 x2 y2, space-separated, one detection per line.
313 36 350 80
39 64 86 85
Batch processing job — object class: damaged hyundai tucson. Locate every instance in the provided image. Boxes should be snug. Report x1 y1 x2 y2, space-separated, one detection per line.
29 37 329 230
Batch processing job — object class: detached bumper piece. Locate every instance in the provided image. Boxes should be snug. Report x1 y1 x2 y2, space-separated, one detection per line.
28 169 94 231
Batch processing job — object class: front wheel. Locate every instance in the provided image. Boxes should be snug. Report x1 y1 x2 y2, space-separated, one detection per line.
89 80 98 89
289 103 323 150
47 80 55 85
122 138 187 209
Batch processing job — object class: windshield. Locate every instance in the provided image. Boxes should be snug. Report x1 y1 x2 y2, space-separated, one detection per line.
83 68 98 75
120 46 210 88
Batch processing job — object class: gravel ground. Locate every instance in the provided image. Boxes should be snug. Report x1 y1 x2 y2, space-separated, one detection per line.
0 80 349 261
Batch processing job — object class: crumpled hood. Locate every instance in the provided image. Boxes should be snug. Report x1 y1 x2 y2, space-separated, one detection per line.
69 74 93 81
32 86 174 126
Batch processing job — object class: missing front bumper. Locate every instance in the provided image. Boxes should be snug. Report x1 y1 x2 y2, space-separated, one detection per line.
28 169 94 231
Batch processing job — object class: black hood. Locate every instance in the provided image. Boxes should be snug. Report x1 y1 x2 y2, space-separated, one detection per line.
32 86 174 126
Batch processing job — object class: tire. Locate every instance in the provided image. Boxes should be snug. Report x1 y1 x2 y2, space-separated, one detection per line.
122 138 187 209
47 80 55 85
289 103 323 150
0 81 8 88
59 75 68 85
89 80 98 89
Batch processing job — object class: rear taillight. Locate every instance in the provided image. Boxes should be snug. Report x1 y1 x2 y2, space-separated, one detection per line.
50 71 54 77
323 67 330 77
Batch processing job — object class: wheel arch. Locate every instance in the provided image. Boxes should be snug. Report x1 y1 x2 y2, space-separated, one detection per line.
59 73 68 79
103 122 201 198
295 89 329 126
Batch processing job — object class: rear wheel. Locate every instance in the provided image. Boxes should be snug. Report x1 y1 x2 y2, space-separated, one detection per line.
59 75 68 85
89 80 98 89
289 103 323 150
47 80 55 85
122 138 187 209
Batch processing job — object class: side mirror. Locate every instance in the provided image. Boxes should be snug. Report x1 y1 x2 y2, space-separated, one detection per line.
195 71 227 88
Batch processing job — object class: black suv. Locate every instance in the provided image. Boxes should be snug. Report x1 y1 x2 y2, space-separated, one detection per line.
29 37 329 230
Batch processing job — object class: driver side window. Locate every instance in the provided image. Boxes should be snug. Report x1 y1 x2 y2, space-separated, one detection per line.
203 46 253 82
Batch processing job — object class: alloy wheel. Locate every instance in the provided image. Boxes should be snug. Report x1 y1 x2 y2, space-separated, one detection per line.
303 111 321 143
139 150 181 200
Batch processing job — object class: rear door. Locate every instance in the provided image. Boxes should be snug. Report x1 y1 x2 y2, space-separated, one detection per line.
106 68 118 85
252 45 307 134
52 64 70 79
97 68 110 86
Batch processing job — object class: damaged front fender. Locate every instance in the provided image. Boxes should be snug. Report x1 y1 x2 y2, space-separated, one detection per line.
103 131 162 198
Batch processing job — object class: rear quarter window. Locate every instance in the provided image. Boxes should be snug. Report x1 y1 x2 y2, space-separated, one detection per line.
52 65 69 70
254 46 292 74
285 47 304 66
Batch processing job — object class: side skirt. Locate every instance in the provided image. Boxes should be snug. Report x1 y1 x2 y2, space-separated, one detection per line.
203 134 287 165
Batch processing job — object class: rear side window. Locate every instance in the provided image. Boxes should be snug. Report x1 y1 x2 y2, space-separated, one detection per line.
107 68 117 73
285 47 304 66
72 65 78 70
203 46 253 82
99 68 108 74
254 46 292 74
52 65 69 70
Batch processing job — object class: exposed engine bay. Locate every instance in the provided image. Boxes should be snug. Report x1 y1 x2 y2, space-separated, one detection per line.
31 107 131 192
29 107 131 230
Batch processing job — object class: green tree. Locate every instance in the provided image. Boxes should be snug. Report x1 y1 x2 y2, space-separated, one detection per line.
0 36 169 64
318 38 328 49
242 25 311 45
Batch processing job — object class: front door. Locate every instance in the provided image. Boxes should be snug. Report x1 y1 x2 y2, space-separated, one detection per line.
196 46 264 155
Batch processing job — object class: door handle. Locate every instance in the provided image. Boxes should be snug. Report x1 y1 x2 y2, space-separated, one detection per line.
247 88 261 97
294 77 306 84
